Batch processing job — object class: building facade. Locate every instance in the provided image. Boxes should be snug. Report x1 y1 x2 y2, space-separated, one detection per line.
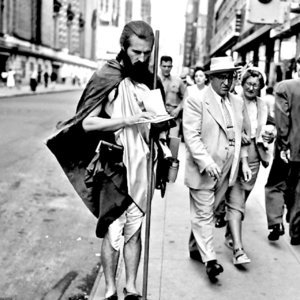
204 0 300 86
0 0 98 87
96 0 151 65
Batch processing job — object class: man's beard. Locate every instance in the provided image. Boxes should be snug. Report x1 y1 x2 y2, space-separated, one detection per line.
121 50 151 84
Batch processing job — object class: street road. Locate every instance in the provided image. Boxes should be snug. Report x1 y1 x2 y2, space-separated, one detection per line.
0 91 100 300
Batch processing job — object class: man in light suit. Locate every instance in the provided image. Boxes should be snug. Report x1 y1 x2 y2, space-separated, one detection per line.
183 56 250 281
273 65 300 245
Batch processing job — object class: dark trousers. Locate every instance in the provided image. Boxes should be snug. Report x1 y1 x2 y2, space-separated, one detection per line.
265 147 289 229
287 162 300 239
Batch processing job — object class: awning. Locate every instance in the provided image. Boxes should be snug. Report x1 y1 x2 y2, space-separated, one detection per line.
232 25 272 51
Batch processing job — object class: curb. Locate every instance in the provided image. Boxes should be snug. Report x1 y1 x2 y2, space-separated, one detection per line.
0 87 83 99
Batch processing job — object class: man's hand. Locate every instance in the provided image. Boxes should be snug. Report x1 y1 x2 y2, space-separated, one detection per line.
280 149 290 164
205 163 221 181
125 112 155 125
170 107 181 118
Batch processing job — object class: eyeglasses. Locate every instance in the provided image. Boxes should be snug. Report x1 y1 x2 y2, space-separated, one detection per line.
214 74 233 81
245 82 260 90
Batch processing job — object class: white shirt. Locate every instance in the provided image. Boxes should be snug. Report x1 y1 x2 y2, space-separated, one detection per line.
210 86 235 127
245 99 258 138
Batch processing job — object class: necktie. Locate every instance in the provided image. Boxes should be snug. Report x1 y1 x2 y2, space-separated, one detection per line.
221 98 235 145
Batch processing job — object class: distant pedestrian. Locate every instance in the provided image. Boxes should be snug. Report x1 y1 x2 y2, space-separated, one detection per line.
44 71 49 88
186 67 195 86
6 69 16 88
184 66 207 99
263 86 275 119
159 55 186 137
30 70 38 92
50 71 57 88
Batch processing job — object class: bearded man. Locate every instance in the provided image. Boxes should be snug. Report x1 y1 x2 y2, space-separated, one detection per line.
47 21 170 300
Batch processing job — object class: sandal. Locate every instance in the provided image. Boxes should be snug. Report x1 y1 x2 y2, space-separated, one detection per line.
123 288 142 300
233 248 251 265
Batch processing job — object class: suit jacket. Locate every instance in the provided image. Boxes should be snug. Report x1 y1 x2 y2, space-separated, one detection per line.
275 79 300 162
183 85 247 190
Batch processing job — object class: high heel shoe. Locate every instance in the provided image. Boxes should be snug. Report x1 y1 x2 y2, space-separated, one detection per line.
233 248 251 265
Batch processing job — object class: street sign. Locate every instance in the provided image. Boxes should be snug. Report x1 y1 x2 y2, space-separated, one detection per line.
246 0 286 24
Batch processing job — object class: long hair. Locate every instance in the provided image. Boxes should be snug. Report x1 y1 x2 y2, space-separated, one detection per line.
119 20 154 51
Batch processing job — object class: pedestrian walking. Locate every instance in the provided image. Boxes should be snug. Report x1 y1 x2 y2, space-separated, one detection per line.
6 68 15 88
182 56 250 281
159 55 186 138
44 71 49 88
265 142 289 241
46 20 171 300
263 86 275 119
50 71 57 88
271 56 300 245
223 67 276 265
184 66 207 99
30 70 38 92
184 66 208 257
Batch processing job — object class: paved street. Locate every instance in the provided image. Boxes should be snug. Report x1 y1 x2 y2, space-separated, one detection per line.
1 86 300 300
0 89 101 300
92 144 300 300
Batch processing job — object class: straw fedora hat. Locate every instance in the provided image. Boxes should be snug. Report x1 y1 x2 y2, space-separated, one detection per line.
205 56 239 75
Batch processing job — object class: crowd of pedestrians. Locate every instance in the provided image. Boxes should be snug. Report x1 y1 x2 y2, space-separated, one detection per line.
43 19 300 299
157 50 300 282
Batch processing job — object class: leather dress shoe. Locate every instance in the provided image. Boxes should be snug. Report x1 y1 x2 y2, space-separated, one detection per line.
215 215 227 228
290 237 300 246
268 224 285 241
206 260 223 282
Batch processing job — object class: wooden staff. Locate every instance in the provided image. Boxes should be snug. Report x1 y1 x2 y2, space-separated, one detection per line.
142 29 160 300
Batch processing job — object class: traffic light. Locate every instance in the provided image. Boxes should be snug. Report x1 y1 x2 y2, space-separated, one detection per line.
246 0 286 24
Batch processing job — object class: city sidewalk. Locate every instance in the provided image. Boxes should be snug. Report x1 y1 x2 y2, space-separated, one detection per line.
90 143 300 300
0 82 83 99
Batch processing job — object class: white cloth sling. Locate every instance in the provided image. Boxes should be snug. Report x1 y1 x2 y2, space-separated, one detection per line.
111 78 153 213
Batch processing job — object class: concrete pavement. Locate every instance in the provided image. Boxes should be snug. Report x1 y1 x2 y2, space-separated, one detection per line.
0 82 83 98
91 143 300 300
3 83 299 299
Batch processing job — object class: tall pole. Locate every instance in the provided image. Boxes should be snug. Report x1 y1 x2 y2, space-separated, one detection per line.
142 30 159 300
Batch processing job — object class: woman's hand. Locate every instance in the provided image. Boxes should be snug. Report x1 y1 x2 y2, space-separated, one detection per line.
241 160 252 182
241 131 251 146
